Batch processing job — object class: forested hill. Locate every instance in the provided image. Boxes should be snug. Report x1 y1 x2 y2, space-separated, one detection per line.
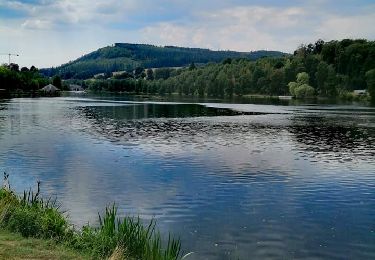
40 43 286 79
85 39 375 100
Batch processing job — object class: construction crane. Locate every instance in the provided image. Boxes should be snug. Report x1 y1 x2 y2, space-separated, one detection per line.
0 53 19 64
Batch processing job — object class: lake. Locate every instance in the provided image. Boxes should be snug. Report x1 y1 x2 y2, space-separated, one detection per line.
0 95 374 259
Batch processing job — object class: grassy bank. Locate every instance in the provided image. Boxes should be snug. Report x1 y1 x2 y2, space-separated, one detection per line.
0 185 181 260
0 229 89 259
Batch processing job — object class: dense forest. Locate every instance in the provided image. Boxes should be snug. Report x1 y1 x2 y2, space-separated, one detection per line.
40 43 285 79
86 39 375 100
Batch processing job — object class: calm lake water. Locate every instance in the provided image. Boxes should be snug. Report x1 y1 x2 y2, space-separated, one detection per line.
0 95 374 259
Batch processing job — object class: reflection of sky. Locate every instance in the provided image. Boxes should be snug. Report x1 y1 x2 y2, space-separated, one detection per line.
0 97 374 259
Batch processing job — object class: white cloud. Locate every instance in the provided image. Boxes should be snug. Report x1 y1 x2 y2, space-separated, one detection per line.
3 0 141 30
140 5 374 53
22 19 52 30
0 1 374 67
316 13 375 40
140 6 310 52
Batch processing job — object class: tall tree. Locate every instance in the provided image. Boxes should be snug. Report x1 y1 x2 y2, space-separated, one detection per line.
366 69 375 101
52 75 62 89
315 61 329 95
146 68 154 80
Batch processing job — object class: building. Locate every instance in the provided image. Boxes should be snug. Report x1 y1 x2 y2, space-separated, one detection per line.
69 84 84 91
353 89 367 96
40 84 60 94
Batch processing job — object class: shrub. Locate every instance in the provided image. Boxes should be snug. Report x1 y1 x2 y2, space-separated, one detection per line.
295 84 315 98
288 82 298 96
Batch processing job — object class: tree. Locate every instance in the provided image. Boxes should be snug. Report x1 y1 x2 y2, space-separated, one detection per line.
296 72 309 85
366 69 375 101
313 39 325 54
134 67 145 79
146 68 154 80
269 69 285 95
315 61 329 95
222 58 232 65
52 75 62 89
288 82 298 97
9 63 19 72
216 70 227 97
288 72 315 98
189 62 197 70
295 84 315 98
324 65 338 96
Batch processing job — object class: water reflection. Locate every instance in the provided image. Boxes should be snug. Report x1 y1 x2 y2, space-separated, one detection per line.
0 97 374 259
290 115 375 163
80 103 263 120
76 103 375 164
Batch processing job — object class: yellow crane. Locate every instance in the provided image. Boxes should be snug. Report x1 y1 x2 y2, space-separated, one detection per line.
0 53 19 64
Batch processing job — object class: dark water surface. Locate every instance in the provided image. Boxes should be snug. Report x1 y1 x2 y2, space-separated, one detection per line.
0 96 374 259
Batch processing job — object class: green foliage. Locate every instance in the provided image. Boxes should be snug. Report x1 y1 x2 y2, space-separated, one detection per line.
296 72 309 85
154 68 175 80
69 205 181 259
0 186 67 240
0 65 49 94
189 62 197 70
0 230 89 259
288 82 298 97
0 185 181 260
40 39 375 99
315 61 329 95
41 43 286 79
146 68 154 80
52 75 62 89
288 72 315 98
366 69 375 101
294 84 315 98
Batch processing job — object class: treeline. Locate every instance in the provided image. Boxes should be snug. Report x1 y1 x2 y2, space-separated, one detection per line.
0 64 49 93
86 39 375 100
0 64 65 94
40 43 285 79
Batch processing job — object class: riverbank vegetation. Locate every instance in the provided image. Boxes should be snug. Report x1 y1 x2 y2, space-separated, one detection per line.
0 230 88 259
0 183 181 259
84 39 374 101
0 64 67 96
2 39 374 102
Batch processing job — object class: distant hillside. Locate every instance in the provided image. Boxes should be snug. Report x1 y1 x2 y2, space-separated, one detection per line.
41 43 286 79
85 39 375 100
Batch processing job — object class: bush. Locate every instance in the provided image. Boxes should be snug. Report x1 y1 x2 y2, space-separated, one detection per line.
288 82 298 96
288 72 316 98
295 84 315 98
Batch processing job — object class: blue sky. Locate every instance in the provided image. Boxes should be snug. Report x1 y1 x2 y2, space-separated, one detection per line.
0 0 374 67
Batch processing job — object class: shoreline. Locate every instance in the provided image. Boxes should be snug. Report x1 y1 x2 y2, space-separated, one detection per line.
0 185 182 260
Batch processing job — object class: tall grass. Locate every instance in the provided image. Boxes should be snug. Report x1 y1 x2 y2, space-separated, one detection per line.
0 182 181 260
70 205 181 259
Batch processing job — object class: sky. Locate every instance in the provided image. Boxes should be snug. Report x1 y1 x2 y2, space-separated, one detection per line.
0 0 374 68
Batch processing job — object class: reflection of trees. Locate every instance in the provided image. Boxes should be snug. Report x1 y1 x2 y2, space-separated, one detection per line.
77 104 375 163
76 104 270 146
290 115 375 161
0 100 9 138
80 103 255 121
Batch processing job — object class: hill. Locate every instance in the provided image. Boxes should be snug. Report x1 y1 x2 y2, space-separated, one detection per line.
86 39 375 100
40 43 286 79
